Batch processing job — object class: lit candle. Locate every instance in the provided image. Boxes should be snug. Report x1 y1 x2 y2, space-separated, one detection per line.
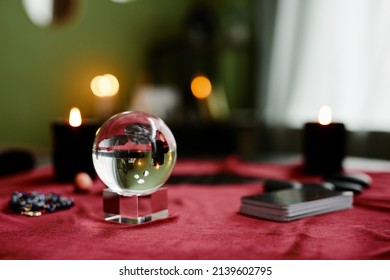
190 75 213 120
303 105 347 175
52 107 100 182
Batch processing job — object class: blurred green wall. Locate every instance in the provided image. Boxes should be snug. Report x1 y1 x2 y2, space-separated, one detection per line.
0 0 254 154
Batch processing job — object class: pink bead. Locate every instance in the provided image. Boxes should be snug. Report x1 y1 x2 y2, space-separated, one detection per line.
74 172 93 193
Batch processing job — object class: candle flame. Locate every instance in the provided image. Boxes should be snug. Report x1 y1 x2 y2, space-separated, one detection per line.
318 105 332 125
69 107 82 127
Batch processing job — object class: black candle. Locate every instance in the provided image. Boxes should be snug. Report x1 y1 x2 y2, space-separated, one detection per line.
52 107 100 182
303 106 347 175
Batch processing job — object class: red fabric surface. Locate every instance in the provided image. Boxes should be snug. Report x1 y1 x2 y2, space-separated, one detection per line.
0 157 389 260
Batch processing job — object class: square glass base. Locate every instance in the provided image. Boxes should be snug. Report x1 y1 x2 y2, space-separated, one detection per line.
103 187 168 225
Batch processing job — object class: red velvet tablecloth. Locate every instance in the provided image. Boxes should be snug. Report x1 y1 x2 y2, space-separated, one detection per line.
0 157 389 260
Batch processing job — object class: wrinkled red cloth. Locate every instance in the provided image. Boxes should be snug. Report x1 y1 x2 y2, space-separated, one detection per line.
0 157 389 260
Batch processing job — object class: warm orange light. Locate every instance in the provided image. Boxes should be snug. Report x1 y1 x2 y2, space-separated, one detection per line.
91 74 119 97
191 76 212 99
318 105 332 125
69 107 82 127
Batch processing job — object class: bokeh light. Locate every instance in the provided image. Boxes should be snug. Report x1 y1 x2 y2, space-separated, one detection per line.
91 74 119 97
191 75 212 99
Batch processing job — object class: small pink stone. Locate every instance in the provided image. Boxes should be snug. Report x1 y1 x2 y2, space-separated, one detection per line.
74 172 93 193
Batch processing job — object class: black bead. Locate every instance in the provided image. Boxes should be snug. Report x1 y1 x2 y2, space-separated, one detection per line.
46 204 56 212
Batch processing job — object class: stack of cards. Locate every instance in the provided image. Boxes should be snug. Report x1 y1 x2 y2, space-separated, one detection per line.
240 185 353 222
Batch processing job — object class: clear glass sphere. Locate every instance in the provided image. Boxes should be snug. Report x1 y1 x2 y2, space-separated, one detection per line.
92 111 177 195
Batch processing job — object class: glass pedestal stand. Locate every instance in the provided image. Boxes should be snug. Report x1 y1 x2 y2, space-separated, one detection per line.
103 187 168 224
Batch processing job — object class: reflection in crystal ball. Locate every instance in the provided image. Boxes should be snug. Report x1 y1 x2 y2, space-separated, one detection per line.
92 111 177 195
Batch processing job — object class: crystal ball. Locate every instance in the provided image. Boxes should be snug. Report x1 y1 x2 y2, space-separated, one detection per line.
92 111 177 195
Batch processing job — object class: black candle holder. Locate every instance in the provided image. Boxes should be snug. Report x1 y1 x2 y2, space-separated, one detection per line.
303 122 347 175
52 121 100 182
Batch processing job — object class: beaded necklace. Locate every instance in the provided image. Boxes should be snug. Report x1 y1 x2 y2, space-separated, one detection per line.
9 191 74 217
